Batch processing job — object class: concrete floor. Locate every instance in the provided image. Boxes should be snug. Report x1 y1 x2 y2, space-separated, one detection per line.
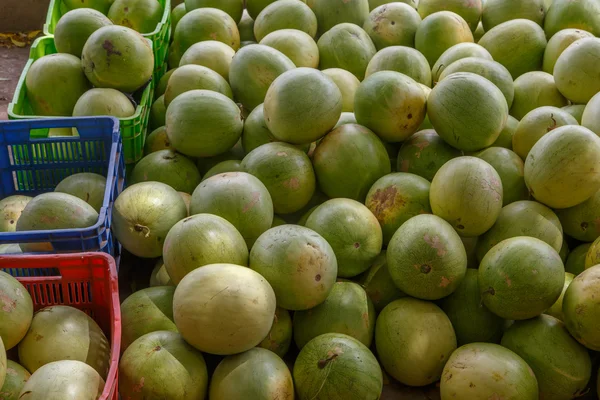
0 46 29 120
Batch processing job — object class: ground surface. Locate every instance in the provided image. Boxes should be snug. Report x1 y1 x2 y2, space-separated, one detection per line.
0 46 29 120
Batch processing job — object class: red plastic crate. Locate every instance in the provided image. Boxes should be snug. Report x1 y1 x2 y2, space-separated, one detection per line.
0 253 121 400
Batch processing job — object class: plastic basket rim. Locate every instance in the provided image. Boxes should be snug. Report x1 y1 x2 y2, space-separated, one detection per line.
0 116 120 240
0 251 121 400
7 36 153 122
43 0 171 38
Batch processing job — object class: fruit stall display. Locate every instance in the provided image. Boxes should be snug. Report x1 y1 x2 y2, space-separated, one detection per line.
2 0 600 399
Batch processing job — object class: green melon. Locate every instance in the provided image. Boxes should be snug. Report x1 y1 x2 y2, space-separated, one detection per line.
293 333 383 400
72 88 136 118
305 198 383 278
559 238 569 263
441 343 539 400
144 126 171 154
210 348 294 400
149 95 166 130
553 37 600 104
241 142 316 214
130 150 201 194
563 265 600 350
164 64 232 107
0 337 4 389
561 105 585 125
308 0 370 36
501 314 592 399
581 93 600 140
253 0 317 41
185 0 243 22
260 29 319 68
119 331 208 399
0 271 33 351
63 0 112 13
430 157 503 237
54 172 106 213
369 0 416 9
482 0 545 31
108 0 164 34
512 106 578 160
120 286 177 350
479 237 565 320
258 307 292 357
1 360 31 400
365 172 431 245
19 360 104 399
81 25 154 93
544 0 600 38
396 129 461 181
0 195 33 233
431 43 492 83
189 171 273 247
428 72 508 152
491 115 518 149
363 3 422 49
249 225 338 310
312 124 391 202
365 46 432 87
172 3 187 33
238 9 255 41
229 44 295 111
54 8 112 57
179 41 235 81
545 272 574 321
162 214 248 284
241 104 286 153
358 251 406 312
263 68 342 144
16 193 99 252
387 214 467 300
246 0 275 19
440 269 504 345
375 298 457 386
556 190 600 242
321 68 360 112
415 11 474 67
317 23 377 80
438 57 514 109
165 89 244 158
293 281 375 348
201 160 243 181
543 28 594 74
25 54 91 116
566 243 591 276
417 0 483 32
524 125 600 209
355 71 427 142
510 72 568 120
475 147 528 206
149 258 173 287
478 19 547 79
334 112 357 128
475 200 563 263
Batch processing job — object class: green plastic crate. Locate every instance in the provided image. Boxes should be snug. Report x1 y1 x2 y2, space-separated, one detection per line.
7 36 153 165
43 0 172 82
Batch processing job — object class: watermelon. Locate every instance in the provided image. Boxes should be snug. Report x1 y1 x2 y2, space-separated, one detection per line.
308 0 371 36
363 3 422 49
396 129 461 181
108 0 164 34
179 41 236 81
415 11 474 67
250 225 337 310
510 72 568 120
73 88 136 119
365 46 432 87
478 237 565 320
586 236 600 270
478 19 547 79
54 172 106 213
563 265 600 350
334 112 358 128
258 307 292 357
566 244 591 276
173 263 276 355
149 95 166 130
441 343 539 400
260 29 319 68
54 8 112 58
155 69 175 98
369 0 416 9
553 37 600 104
189 171 274 247
491 115 518 149
201 160 242 181
358 251 406 312
263 68 342 144
524 125 600 209
0 360 30 400
543 28 594 74
210 348 294 400
431 43 492 83
163 64 232 107
238 9 255 41
545 272 574 321
430 157 503 237
387 214 467 300
172 3 186 32
365 172 431 245
582 91 600 137
144 126 171 154
475 147 528 206
482 0 545 31
293 333 383 400
428 72 508 152
184 0 243 22
317 23 376 80
543 0 600 38
501 315 592 399
130 150 201 194
293 281 375 348
375 298 457 386
512 106 578 160
149 258 173 287
440 269 504 345
556 190 600 242
242 142 316 214
417 0 482 32
475 200 563 263
0 195 32 233
0 271 33 351
321 68 360 113
253 0 317 41
312 124 391 202
562 104 586 124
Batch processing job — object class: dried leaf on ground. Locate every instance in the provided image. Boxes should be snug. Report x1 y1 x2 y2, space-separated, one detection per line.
0 30 41 48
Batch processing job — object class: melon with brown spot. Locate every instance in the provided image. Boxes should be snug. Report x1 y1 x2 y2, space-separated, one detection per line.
0 195 32 233
415 11 474 67
1 360 31 399
0 271 33 351
363 3 422 50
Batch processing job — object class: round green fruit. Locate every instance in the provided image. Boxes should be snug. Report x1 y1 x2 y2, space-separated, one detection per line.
363 3 421 49
253 0 317 41
566 243 591 276
544 0 600 38
309 0 370 36
130 150 200 194
358 251 406 312
431 42 492 83
563 265 600 350
510 71 568 120
144 126 170 154
149 95 166 130
545 272 574 322
163 64 232 107
365 46 432 87
260 29 319 68
0 271 33 350
553 37 600 104
321 68 360 112
556 190 600 242
185 0 243 22
73 88 136 119
54 172 106 213
417 0 483 32
415 11 474 67
179 41 235 81
0 195 32 233
108 0 164 34
54 8 112 57
475 147 528 206
482 0 545 31
1 360 31 400
258 307 292 357
543 28 594 74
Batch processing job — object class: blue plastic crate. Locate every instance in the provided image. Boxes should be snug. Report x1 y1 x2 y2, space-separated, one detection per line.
0 117 124 258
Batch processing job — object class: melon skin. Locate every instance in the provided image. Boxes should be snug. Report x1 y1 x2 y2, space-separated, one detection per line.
553 37 600 104
501 314 592 400
563 265 600 351
478 237 565 320
258 307 292 357
0 195 32 233
365 46 432 87
556 190 600 243
510 71 568 121
545 272 574 322
543 28 594 74
415 11 474 67
544 0 600 39
259 29 319 69
164 64 233 107
431 42 492 83
482 0 545 31
108 0 164 34
475 147 528 206
130 150 201 194
1 360 31 400
308 0 371 37
363 3 422 49
321 68 360 112
54 8 113 57
566 243 591 276
0 271 33 350
185 0 244 23
253 0 317 42
54 172 107 213
179 41 236 81
359 251 406 312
